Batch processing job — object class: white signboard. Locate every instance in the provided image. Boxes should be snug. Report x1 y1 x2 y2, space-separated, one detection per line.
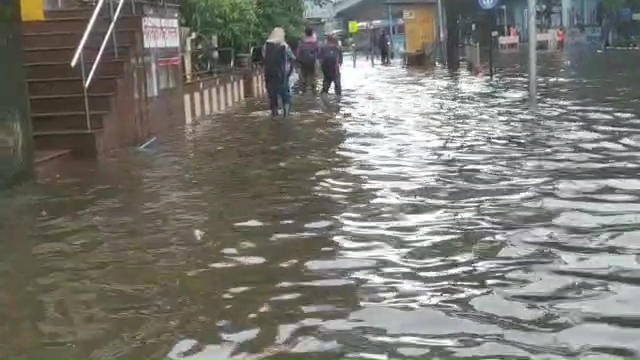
402 10 415 20
142 17 180 49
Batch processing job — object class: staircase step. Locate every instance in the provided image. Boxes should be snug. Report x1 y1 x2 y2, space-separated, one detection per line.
28 77 119 95
32 111 106 132
34 129 103 157
45 2 139 19
23 30 135 49
35 149 73 165
25 60 125 79
45 8 103 19
24 45 129 63
23 16 140 34
34 148 74 178
30 93 113 113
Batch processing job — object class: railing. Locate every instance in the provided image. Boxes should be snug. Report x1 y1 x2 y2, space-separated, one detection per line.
69 0 133 131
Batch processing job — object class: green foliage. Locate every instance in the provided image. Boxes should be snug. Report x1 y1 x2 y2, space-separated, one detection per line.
181 0 259 51
181 0 308 52
256 0 306 40
0 4 13 21
603 0 626 11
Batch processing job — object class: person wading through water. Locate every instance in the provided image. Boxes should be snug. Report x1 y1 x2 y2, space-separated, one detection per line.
262 27 295 117
557 26 565 50
297 27 319 95
378 29 390 65
319 33 343 96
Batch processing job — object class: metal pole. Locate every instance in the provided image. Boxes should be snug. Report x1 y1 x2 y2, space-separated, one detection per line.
80 52 92 131
436 0 445 61
503 5 508 35
370 26 374 66
109 0 119 58
489 30 493 78
353 41 357 67
387 4 394 60
528 0 537 99
436 0 445 44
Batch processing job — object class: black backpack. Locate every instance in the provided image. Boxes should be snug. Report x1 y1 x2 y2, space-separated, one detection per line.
321 46 340 69
298 41 318 67
263 42 286 82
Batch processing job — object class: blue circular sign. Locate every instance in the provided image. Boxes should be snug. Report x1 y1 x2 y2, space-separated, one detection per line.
478 0 499 10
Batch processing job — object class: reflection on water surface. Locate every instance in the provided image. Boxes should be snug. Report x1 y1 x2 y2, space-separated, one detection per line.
3 51 640 359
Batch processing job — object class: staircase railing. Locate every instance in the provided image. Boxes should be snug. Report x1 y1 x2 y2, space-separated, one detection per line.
69 0 132 131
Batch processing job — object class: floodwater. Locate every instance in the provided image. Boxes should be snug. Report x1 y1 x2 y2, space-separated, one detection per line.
3 49 640 359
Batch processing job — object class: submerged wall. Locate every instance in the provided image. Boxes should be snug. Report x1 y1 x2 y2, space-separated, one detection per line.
0 0 33 187
182 67 266 124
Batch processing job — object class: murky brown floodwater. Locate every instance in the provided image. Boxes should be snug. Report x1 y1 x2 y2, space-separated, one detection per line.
4 49 640 359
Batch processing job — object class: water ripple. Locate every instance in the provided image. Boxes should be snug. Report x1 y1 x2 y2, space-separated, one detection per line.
2 51 640 358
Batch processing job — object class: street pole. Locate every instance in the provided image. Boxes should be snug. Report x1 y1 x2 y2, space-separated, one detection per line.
436 0 445 62
388 4 394 60
502 5 508 35
370 26 375 67
528 0 537 100
353 44 357 67
489 30 494 78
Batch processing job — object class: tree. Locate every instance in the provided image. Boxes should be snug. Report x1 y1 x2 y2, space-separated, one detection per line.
603 0 625 12
256 0 306 40
181 0 259 51
181 0 309 52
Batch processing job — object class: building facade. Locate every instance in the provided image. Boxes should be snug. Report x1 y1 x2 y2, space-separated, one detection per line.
304 0 341 38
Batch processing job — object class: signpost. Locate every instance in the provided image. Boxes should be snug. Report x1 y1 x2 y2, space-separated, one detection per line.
478 0 499 11
348 21 359 34
349 21 358 67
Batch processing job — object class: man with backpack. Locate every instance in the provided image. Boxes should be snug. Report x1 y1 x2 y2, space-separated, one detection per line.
319 33 343 96
296 27 320 94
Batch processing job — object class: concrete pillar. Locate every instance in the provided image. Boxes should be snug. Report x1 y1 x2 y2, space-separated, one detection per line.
562 0 571 26
226 82 232 108
218 84 226 112
211 82 218 113
0 0 33 187
233 79 239 103
184 93 192 125
193 91 201 119
252 73 258 97
203 88 211 116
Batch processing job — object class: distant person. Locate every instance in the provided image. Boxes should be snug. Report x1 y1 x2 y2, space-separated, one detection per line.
263 27 295 117
509 25 519 38
378 30 390 64
297 27 319 95
557 26 565 50
319 33 343 96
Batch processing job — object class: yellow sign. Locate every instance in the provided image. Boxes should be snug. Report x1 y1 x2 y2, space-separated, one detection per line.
348 21 359 34
21 0 44 21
